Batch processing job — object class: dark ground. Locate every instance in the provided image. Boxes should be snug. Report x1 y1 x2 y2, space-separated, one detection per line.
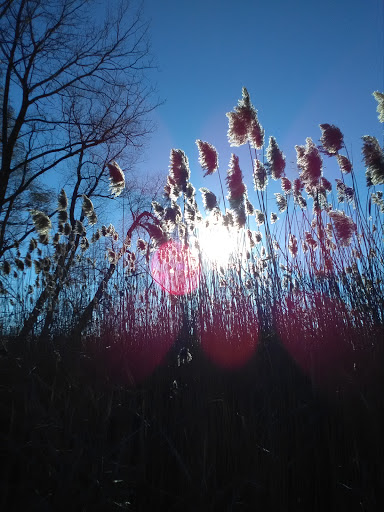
1 333 383 511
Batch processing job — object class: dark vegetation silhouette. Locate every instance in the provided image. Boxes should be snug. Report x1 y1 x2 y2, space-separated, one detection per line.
1 2 384 507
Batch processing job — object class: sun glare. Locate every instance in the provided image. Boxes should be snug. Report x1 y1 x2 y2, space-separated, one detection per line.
197 223 238 267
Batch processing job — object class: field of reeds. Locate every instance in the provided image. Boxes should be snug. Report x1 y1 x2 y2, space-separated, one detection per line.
1 88 384 511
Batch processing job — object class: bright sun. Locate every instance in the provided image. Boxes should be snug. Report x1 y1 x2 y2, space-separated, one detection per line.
196 223 238 267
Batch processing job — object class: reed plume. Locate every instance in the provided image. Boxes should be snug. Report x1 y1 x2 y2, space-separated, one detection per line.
319 124 344 154
169 149 191 193
296 138 323 187
373 91 384 123
253 160 268 191
226 154 247 210
30 210 52 236
58 189 68 211
200 188 218 211
328 210 356 247
226 87 264 148
267 136 286 180
196 140 218 176
82 195 97 226
362 135 384 185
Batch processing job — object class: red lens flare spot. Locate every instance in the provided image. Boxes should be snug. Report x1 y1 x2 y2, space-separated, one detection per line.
150 240 200 295
201 312 259 369
274 292 375 390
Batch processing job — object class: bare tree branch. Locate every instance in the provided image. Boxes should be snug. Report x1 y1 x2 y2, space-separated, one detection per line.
0 0 160 255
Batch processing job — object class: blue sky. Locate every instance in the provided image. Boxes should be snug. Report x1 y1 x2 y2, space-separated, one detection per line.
139 0 383 209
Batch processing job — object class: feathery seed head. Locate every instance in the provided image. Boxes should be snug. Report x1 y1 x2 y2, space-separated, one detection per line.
169 149 190 193
226 87 264 148
25 253 32 268
320 177 332 192
107 161 125 197
15 258 24 271
88 212 97 226
30 210 52 236
328 210 356 247
80 237 89 252
58 210 68 225
293 178 303 195
223 210 234 227
196 140 218 176
152 201 165 220
281 177 292 194
200 187 218 211
39 233 49 245
64 223 72 236
249 118 265 149
226 154 246 210
226 110 248 146
270 212 278 224
337 154 352 174
82 195 97 225
163 203 182 232
267 136 286 180
288 234 298 257
164 174 181 201
144 223 168 247
184 182 196 202
33 260 41 274
305 232 318 250
319 124 344 154
247 229 255 247
106 224 115 236
373 91 384 123
245 198 254 215
275 193 287 213
296 195 307 210
82 194 93 216
42 257 51 271
335 180 354 204
74 220 86 236
234 203 247 228
28 238 37 252
137 239 148 253
185 202 197 227
296 138 323 187
253 160 268 191
255 210 265 225
362 135 384 185
107 249 118 264
58 189 68 211
91 230 100 243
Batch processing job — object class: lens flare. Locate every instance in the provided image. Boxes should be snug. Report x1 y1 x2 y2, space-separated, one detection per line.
200 309 259 369
151 239 200 295
274 292 376 391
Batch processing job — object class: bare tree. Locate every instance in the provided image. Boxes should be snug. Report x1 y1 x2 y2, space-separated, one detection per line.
0 0 158 256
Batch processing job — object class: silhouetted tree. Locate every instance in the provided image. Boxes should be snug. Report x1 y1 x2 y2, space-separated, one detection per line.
0 0 158 256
